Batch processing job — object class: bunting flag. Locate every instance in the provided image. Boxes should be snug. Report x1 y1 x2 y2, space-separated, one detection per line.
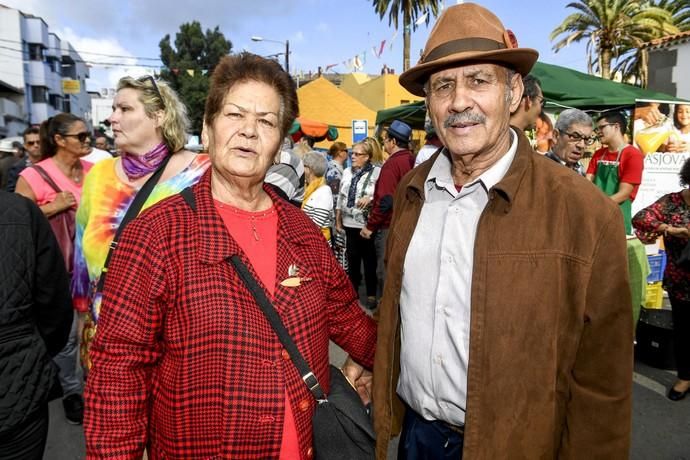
415 12 429 25
389 30 398 50
186 69 194 76
377 40 386 58
325 63 338 72
201 69 208 75
353 55 362 71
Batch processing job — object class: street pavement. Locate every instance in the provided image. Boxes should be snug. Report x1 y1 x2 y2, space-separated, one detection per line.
44 347 689 459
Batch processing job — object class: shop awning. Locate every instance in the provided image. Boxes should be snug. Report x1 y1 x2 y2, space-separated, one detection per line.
289 117 339 142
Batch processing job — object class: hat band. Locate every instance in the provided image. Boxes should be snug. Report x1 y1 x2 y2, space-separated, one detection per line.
423 37 506 63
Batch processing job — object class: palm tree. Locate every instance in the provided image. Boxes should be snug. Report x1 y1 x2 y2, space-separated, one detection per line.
655 0 690 31
372 0 442 72
550 0 677 82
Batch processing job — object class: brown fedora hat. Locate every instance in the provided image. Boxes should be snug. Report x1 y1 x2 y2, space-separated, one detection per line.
399 3 538 96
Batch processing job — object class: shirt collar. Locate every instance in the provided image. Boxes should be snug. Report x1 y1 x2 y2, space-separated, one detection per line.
426 129 518 196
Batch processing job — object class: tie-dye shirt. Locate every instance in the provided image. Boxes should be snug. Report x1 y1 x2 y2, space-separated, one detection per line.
71 154 210 319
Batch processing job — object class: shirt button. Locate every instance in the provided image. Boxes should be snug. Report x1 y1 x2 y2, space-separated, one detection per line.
299 399 310 412
281 349 290 361
306 447 314 458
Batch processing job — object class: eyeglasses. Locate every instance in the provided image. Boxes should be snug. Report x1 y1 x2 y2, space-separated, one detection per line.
352 152 368 157
561 130 597 146
137 75 165 109
62 132 92 143
25 140 39 146
594 123 615 133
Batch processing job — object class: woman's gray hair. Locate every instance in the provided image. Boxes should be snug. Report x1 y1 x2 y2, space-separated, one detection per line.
302 151 327 177
555 109 592 132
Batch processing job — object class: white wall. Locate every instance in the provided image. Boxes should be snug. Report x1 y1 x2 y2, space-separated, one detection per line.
672 44 690 100
0 8 25 90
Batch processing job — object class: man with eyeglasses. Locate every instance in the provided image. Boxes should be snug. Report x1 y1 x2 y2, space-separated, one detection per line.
6 127 41 192
545 108 594 177
509 74 544 132
586 111 644 234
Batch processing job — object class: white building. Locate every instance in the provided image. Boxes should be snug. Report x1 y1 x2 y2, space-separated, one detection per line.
0 4 90 137
644 30 690 100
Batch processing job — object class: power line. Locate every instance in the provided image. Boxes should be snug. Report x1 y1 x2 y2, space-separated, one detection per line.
0 37 162 62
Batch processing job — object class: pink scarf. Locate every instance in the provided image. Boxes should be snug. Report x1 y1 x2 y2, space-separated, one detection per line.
121 142 169 180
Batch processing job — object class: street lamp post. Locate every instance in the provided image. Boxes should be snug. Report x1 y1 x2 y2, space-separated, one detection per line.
251 36 290 74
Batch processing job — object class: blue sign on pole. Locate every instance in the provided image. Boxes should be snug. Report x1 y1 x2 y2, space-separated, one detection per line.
352 119 368 144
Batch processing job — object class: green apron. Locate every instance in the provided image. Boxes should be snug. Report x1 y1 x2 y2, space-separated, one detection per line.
593 149 632 234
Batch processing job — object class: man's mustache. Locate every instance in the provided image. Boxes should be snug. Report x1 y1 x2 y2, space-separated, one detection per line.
444 112 486 128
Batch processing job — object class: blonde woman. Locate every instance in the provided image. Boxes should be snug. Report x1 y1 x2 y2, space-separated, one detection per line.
72 76 210 371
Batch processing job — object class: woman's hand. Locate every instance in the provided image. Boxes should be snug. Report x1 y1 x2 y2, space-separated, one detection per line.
356 196 371 209
665 138 690 153
341 356 373 406
52 191 77 212
665 225 690 239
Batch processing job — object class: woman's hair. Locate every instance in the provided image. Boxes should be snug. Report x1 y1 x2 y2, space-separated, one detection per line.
39 113 84 158
361 137 384 164
116 76 189 152
204 52 298 139
328 141 347 158
680 156 690 187
303 151 327 177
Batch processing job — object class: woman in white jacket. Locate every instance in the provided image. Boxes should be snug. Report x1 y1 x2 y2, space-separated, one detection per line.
336 140 381 308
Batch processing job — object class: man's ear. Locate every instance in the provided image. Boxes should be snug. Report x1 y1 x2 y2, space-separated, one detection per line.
551 129 560 144
508 73 524 113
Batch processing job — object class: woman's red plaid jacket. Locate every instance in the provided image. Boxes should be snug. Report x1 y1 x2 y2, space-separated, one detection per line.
84 170 377 459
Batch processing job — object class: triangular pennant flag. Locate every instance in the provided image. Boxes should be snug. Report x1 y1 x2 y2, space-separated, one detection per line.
325 63 338 72
201 69 208 76
186 69 194 76
389 31 398 50
377 40 386 58
415 11 429 26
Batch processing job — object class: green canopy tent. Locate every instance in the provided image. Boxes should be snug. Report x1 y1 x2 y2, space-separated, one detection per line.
376 62 686 129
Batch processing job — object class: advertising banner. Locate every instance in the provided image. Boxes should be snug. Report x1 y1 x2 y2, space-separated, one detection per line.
631 99 690 216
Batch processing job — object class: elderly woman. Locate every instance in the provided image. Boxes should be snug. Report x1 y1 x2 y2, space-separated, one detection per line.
302 151 334 242
632 157 690 401
336 139 381 309
84 53 376 458
71 76 210 372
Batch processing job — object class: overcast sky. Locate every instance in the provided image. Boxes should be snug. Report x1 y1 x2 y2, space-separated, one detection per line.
3 0 590 92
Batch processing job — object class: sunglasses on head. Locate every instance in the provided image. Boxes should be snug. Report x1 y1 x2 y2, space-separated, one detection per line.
63 132 91 143
137 75 165 109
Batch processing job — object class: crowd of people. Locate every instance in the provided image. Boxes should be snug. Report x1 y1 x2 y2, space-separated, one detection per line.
0 2 688 459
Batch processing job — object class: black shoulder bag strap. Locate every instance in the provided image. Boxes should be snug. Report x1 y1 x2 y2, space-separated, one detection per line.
179 186 326 401
96 155 172 293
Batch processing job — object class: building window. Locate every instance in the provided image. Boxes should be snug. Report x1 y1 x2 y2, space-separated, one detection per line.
49 94 63 110
63 99 71 113
28 44 44 61
31 86 48 103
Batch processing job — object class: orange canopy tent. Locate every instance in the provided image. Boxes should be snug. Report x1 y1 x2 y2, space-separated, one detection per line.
289 117 339 142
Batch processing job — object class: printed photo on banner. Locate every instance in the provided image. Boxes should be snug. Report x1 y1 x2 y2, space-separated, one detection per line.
632 99 690 216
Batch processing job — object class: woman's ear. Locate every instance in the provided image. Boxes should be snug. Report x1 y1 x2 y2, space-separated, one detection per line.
201 122 210 150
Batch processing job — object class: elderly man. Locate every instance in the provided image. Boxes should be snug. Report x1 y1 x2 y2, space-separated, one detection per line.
372 3 633 459
545 108 595 176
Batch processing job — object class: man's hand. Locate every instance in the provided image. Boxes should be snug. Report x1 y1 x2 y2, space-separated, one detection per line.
635 104 663 127
341 356 373 405
360 227 373 239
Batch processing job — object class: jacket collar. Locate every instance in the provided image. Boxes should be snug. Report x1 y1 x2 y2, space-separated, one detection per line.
405 129 532 207
193 168 312 265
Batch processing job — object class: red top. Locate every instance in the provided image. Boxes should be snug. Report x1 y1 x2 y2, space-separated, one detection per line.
215 201 299 459
366 149 415 232
84 171 377 459
586 145 644 200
